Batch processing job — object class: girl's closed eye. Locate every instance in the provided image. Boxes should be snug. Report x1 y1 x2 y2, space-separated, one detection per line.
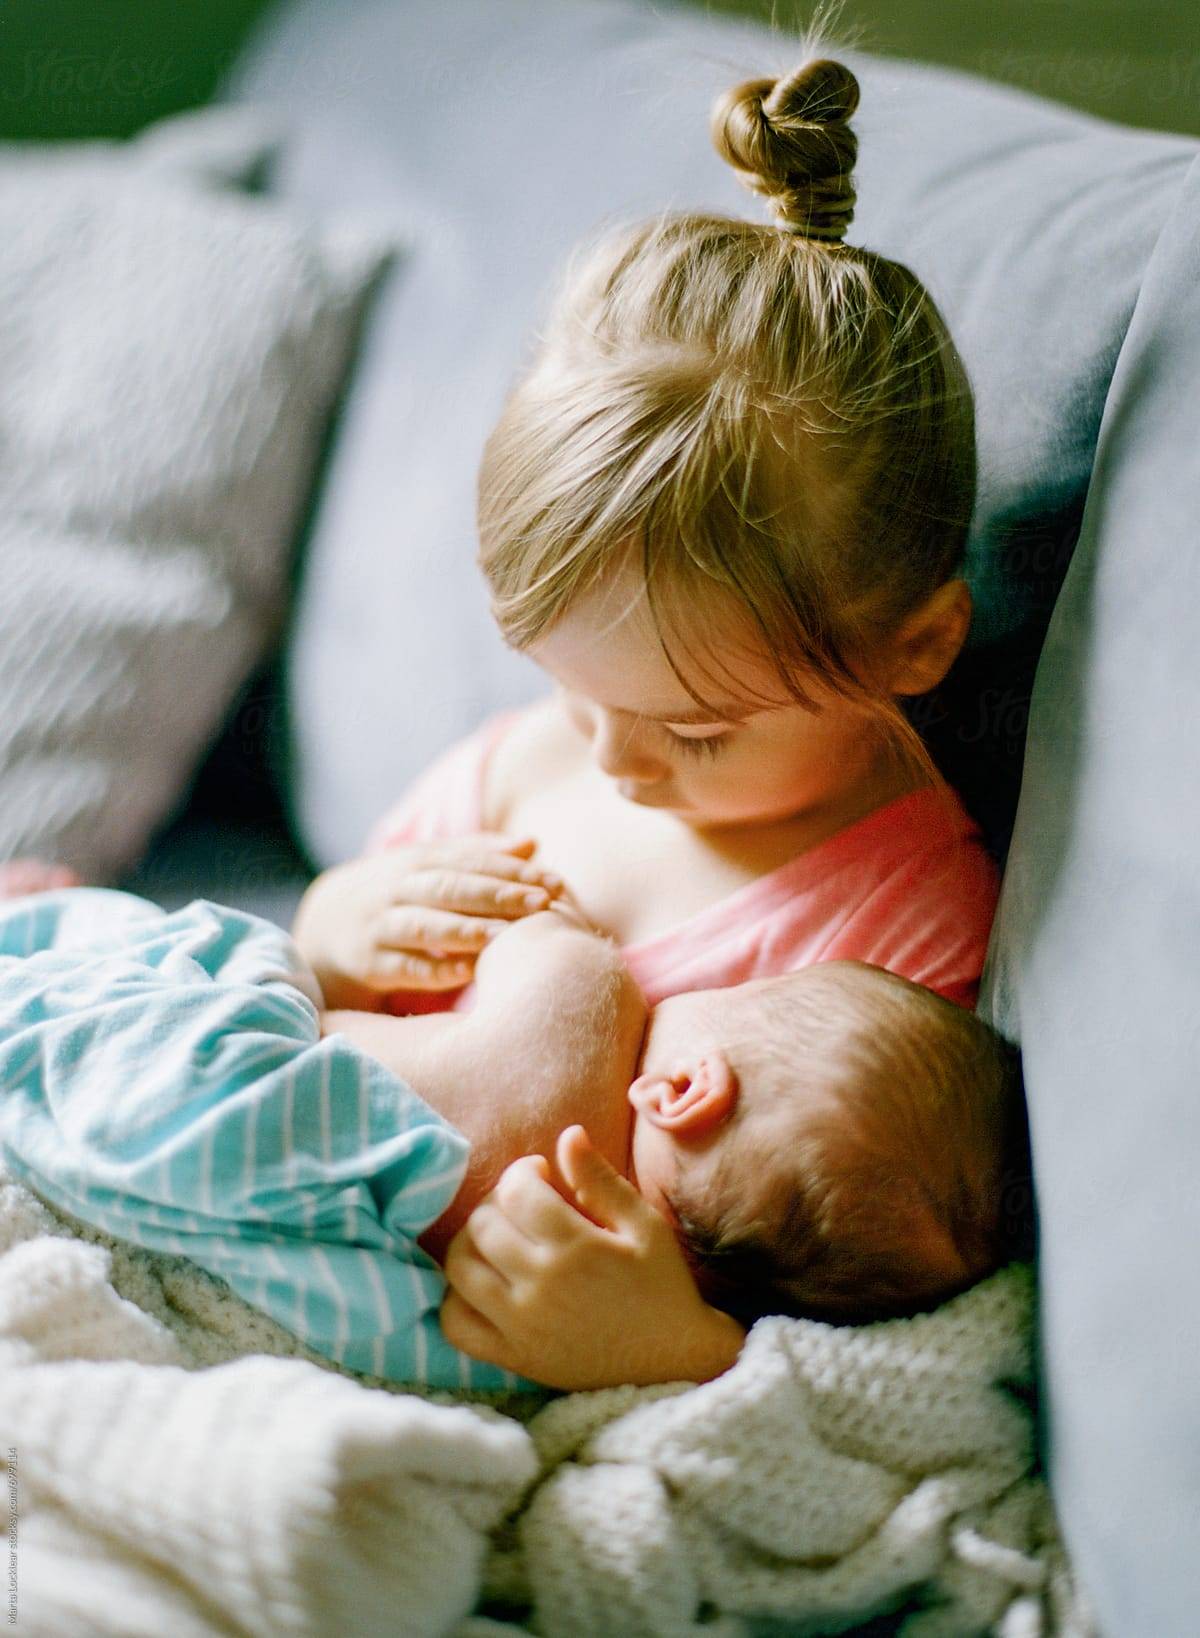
666 728 732 760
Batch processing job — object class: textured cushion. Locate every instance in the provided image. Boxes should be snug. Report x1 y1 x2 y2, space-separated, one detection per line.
981 153 1200 1637
0 109 394 880
229 0 1196 869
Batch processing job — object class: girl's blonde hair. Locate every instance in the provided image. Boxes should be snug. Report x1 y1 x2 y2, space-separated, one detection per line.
477 57 976 767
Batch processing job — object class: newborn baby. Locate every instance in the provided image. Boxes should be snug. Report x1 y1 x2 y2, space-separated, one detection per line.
324 904 1026 1388
0 889 1023 1393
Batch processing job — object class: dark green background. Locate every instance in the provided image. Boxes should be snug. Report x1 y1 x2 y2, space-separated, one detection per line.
2 0 1197 144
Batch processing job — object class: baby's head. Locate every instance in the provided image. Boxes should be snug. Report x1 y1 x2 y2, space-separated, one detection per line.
478 55 976 822
631 961 1028 1327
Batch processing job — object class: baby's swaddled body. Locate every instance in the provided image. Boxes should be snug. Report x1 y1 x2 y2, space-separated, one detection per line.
0 889 525 1391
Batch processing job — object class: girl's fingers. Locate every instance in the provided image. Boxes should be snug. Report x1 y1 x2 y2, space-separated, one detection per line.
481 857 563 893
399 869 553 919
420 840 563 894
377 906 510 953
360 949 475 991
462 856 563 893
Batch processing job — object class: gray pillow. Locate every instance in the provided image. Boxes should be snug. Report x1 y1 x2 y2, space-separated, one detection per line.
229 0 1195 869
982 152 1200 1637
0 108 395 880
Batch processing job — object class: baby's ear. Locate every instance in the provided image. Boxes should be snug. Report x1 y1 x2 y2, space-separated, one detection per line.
631 1052 739 1133
886 579 972 696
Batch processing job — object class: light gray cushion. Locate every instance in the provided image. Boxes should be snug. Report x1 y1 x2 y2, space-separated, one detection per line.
982 152 1200 1637
229 0 1195 869
0 109 394 880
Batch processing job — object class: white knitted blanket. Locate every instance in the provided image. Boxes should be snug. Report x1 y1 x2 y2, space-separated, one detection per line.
0 1162 1095 1638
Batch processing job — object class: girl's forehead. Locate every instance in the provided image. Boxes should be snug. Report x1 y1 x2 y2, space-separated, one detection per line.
528 565 783 720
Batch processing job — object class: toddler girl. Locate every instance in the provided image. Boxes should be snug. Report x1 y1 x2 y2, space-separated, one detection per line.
0 54 1017 1394
295 54 997 1017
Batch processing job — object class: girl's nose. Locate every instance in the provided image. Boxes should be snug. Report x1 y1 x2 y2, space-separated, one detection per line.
591 709 662 782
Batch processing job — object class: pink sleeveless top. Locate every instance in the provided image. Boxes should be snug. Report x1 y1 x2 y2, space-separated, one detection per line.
367 708 999 1011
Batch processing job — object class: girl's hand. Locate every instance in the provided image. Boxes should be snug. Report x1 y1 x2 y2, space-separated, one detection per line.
440 1126 747 1391
292 835 564 1007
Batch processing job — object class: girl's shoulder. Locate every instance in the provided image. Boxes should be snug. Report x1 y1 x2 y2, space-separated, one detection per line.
482 694 581 829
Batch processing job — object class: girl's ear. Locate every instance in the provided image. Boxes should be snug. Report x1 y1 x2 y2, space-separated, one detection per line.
886 578 973 697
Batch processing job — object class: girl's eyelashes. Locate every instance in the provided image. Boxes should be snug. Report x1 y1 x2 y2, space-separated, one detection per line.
666 729 731 760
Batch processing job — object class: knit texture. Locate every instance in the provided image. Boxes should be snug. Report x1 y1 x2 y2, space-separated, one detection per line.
0 1155 1097 1637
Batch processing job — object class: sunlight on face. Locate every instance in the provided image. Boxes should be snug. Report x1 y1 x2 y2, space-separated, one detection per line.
527 561 888 828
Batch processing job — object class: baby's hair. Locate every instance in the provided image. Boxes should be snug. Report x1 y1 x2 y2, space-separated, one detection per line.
667 964 1029 1328
478 52 976 780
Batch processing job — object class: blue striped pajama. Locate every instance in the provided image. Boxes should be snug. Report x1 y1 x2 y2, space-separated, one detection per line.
0 889 526 1392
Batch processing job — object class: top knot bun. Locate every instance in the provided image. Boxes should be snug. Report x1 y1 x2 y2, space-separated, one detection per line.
711 58 860 244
